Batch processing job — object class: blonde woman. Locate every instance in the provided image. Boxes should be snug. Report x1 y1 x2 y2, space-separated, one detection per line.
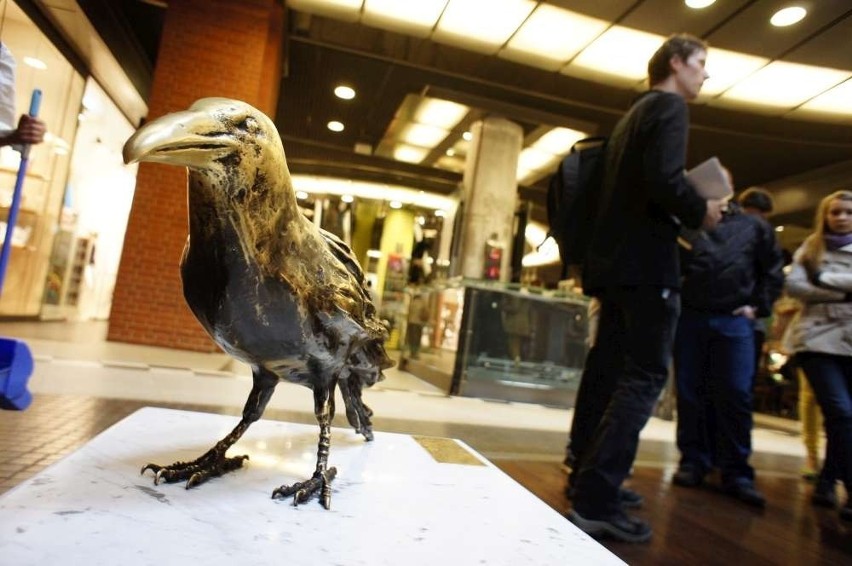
785 190 852 521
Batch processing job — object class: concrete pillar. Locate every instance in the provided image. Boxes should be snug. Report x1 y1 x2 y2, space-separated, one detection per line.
456 117 522 282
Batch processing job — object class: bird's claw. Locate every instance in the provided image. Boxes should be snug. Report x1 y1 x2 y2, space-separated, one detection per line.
139 454 249 488
272 467 337 508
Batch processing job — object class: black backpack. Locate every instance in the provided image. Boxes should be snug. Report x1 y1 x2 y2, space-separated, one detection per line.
544 136 607 278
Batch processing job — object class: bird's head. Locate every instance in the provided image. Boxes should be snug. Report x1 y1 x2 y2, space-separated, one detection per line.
123 98 289 201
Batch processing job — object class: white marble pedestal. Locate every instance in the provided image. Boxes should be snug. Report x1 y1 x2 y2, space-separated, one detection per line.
0 407 623 565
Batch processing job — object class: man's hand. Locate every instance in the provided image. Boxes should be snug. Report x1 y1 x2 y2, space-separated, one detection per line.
702 198 725 230
732 305 756 320
10 114 46 145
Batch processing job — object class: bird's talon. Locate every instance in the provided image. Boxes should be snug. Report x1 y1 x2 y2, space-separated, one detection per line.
154 469 166 485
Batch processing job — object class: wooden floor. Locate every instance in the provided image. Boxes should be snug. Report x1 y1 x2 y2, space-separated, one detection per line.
493 461 851 565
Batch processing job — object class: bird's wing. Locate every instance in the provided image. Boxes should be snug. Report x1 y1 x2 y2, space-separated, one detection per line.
319 228 367 288
317 228 392 360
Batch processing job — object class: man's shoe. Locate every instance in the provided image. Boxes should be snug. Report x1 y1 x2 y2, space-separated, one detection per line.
618 487 644 509
564 485 643 509
811 480 838 509
724 481 766 508
672 467 704 488
567 509 652 543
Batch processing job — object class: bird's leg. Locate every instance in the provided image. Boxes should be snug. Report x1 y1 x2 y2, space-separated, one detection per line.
141 369 276 489
272 384 336 509
338 376 374 441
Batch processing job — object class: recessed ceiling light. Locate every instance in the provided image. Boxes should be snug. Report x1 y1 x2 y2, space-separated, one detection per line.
341 194 354 203
775 226 784 232
685 0 716 8
327 120 344 132
296 191 309 200
23 56 46 70
334 85 355 100
462 131 473 141
770 6 807 27
389 200 403 209
446 148 455 156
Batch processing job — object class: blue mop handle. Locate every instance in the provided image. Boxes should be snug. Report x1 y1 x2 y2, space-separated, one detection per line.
19 89 42 160
0 89 42 295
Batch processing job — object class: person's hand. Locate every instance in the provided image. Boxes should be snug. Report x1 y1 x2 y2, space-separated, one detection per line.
12 114 46 145
732 305 756 319
799 256 824 285
702 198 726 230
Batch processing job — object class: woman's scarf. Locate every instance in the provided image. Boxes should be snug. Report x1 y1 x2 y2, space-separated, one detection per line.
824 231 852 251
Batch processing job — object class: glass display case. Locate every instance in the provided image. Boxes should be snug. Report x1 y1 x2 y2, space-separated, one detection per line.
451 284 589 408
397 280 590 409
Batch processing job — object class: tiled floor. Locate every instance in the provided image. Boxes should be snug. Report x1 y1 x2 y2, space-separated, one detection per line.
0 320 810 498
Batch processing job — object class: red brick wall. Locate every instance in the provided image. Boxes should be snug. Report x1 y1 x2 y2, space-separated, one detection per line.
108 0 284 351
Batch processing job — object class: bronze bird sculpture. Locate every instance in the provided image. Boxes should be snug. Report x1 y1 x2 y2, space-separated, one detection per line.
123 98 393 509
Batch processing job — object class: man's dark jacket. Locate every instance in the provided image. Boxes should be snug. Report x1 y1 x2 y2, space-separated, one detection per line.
583 91 707 294
679 204 784 317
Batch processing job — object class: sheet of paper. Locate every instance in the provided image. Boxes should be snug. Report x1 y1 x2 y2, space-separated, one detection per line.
685 157 733 199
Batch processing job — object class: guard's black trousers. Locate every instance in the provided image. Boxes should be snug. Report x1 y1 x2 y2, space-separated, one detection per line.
572 286 680 518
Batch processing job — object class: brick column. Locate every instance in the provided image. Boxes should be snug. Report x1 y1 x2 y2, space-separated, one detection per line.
108 0 284 351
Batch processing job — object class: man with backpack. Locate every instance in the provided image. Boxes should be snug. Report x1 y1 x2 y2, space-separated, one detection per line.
566 33 725 543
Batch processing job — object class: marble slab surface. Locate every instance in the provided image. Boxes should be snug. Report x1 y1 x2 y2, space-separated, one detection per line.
0 407 623 565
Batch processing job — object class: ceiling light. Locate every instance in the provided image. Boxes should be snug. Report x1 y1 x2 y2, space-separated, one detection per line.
446 148 455 156
292 175 456 212
531 127 587 155
362 0 447 38
23 56 46 70
462 131 473 141
389 200 403 209
334 85 355 100
685 0 716 8
341 194 354 203
500 4 608 71
401 122 449 148
566 26 664 82
414 98 470 129
516 147 557 179
435 210 446 217
721 61 850 108
770 6 807 27
296 191 309 200
434 0 537 55
699 48 768 97
327 120 345 132
798 78 852 115
435 155 465 172
393 144 429 163
775 226 784 232
286 0 362 22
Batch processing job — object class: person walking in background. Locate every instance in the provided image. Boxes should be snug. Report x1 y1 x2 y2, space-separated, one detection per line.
785 190 852 521
770 295 826 480
739 189 779 377
566 33 725 543
671 187 784 507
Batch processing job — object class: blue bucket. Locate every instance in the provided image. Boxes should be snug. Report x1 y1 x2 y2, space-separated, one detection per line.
0 338 34 410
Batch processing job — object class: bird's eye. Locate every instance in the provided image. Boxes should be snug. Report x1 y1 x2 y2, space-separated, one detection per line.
235 117 257 132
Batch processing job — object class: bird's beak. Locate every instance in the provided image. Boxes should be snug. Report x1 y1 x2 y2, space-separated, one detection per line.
123 109 234 168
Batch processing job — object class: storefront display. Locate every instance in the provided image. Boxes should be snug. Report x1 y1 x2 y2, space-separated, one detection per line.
399 279 589 408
